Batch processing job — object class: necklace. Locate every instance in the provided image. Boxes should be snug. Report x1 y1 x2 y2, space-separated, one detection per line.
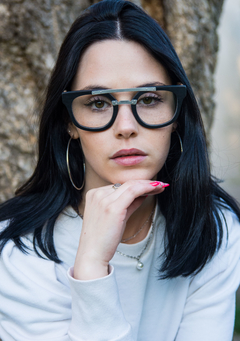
116 213 155 270
121 209 154 243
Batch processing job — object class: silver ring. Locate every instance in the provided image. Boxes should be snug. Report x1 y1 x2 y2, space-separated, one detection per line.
112 183 122 190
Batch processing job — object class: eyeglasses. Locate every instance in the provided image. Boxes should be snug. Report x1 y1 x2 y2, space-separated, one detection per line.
62 85 187 132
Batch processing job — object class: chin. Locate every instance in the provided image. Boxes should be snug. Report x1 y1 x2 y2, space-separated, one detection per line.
110 170 158 184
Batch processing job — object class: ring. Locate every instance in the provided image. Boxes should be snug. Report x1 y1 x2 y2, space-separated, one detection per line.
112 183 122 190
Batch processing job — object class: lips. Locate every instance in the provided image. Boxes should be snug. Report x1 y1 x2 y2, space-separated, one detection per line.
111 148 147 159
110 149 147 166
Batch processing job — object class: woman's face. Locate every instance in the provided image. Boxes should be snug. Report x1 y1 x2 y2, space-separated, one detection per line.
70 40 176 189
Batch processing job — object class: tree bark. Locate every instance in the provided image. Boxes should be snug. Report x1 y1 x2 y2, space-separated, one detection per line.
0 0 224 202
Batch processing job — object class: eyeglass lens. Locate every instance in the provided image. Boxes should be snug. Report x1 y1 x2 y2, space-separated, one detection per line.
72 90 177 128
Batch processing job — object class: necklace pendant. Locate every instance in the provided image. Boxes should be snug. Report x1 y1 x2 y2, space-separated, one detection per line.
136 260 144 270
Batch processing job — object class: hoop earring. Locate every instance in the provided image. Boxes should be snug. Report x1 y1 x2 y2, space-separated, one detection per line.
175 131 183 153
66 136 85 190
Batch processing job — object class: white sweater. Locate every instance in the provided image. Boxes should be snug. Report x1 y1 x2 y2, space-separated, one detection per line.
0 206 240 341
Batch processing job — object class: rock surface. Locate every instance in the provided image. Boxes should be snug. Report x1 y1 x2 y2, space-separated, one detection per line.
0 0 224 202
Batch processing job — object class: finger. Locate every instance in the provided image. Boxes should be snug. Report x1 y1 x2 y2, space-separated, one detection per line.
110 180 168 199
110 181 167 213
84 180 167 215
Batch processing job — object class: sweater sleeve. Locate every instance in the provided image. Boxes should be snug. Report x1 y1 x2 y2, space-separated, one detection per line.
175 209 240 341
0 238 133 340
67 266 133 340
0 236 132 341
0 237 72 340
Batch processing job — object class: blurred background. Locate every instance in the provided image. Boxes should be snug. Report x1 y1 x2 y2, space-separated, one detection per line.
211 1 240 338
211 0 240 204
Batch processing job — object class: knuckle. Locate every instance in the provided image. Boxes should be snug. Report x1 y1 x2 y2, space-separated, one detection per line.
107 203 119 215
86 188 96 199
93 190 103 200
85 189 93 200
127 185 136 196
86 188 105 201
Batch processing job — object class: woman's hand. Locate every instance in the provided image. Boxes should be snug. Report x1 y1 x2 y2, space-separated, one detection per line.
73 180 167 280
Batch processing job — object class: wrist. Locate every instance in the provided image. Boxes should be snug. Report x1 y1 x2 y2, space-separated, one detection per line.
73 256 109 280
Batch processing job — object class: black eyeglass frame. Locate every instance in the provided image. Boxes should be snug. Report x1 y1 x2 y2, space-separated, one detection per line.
62 85 187 132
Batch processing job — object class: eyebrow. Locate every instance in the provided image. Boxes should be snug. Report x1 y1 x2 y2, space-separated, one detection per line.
138 82 167 87
80 81 167 91
81 85 109 91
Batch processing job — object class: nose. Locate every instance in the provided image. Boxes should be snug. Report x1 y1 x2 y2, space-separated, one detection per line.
113 104 139 139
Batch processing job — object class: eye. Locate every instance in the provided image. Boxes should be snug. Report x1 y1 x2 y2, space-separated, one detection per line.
138 93 162 106
85 96 111 110
142 97 154 105
95 100 105 109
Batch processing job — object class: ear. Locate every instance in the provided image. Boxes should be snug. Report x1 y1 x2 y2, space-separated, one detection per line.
67 123 79 139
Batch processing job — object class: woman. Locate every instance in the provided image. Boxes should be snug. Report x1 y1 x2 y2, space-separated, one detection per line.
0 0 240 340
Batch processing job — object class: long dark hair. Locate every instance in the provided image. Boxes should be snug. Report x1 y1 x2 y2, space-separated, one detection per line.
0 0 239 278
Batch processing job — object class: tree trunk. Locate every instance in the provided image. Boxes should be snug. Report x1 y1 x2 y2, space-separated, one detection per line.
0 0 224 202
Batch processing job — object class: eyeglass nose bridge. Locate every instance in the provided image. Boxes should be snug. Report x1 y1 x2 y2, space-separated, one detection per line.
112 99 138 106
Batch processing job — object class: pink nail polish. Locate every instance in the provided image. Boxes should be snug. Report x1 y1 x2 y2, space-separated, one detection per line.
150 181 160 187
150 181 170 188
160 182 170 188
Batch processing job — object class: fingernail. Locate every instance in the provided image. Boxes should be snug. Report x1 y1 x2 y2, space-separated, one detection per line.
150 181 170 188
150 181 161 187
160 182 170 188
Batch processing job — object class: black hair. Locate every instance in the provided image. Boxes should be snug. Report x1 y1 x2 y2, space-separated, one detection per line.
0 0 239 278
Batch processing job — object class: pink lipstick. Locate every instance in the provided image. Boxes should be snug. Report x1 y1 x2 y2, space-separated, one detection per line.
111 148 147 166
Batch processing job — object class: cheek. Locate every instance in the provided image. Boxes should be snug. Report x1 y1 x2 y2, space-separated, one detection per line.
151 132 173 174
78 133 106 162
154 130 172 157
159 140 171 166
80 138 96 157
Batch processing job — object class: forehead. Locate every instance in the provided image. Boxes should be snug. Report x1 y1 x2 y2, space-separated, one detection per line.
72 39 171 91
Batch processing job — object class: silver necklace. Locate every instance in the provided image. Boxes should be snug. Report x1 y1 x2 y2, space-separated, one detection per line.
121 209 154 243
116 217 155 270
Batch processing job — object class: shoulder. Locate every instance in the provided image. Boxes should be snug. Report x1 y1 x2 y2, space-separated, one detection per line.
0 213 73 307
174 206 240 340
53 206 82 266
189 206 240 296
0 227 73 339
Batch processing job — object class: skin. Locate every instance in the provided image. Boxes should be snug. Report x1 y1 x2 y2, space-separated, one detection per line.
69 40 176 280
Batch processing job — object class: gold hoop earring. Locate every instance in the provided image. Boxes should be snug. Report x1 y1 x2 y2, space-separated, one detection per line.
175 131 183 153
66 136 85 190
